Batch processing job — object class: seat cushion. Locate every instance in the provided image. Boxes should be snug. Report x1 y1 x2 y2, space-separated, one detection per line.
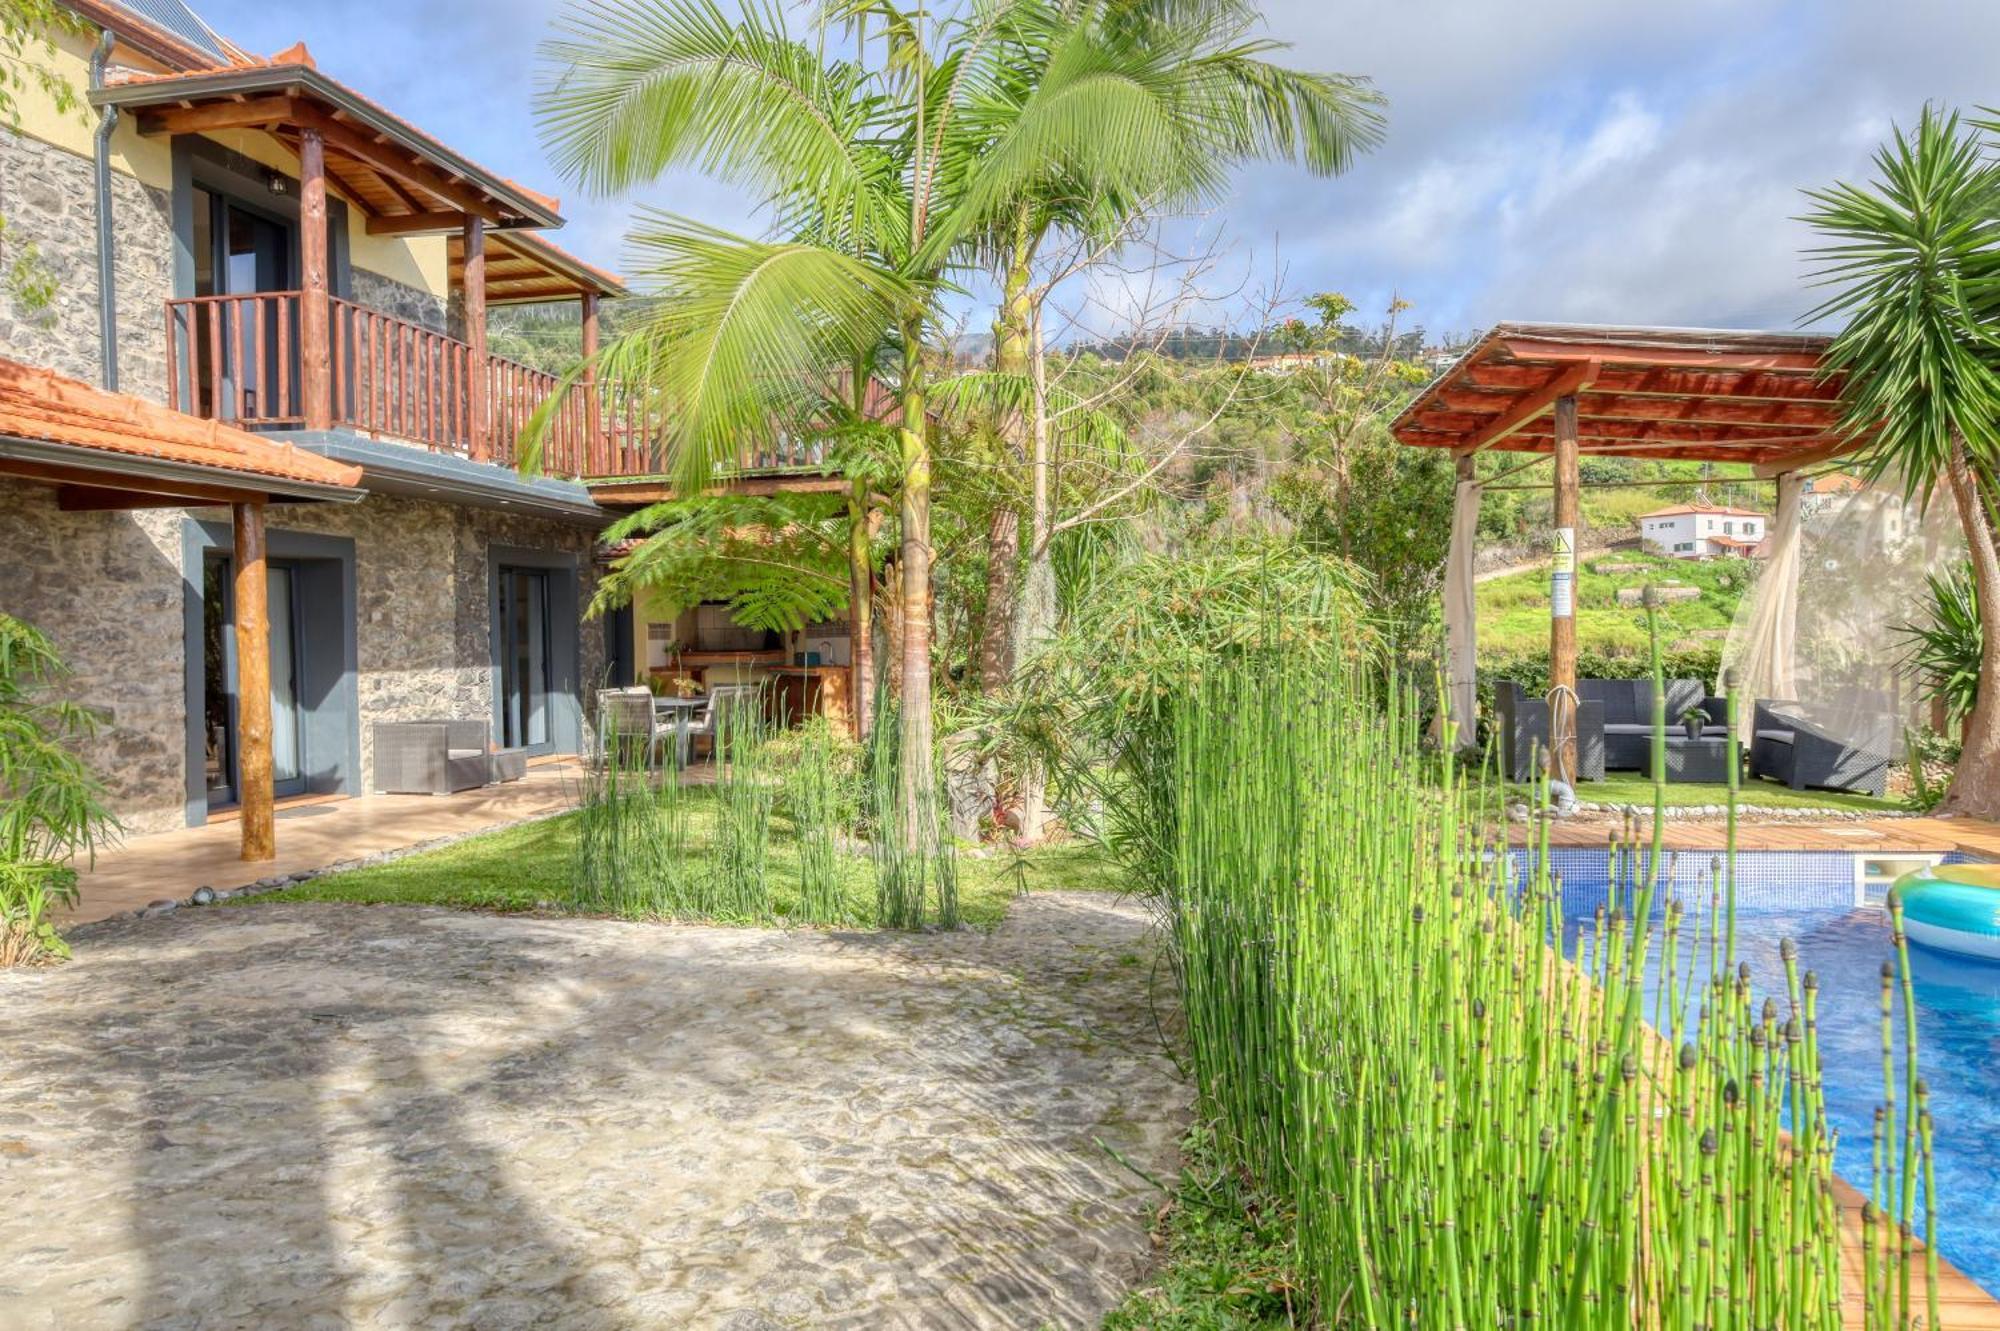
1754 730 1795 744
1603 723 1653 736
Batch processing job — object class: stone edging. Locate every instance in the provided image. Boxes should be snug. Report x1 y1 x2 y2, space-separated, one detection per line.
66 805 578 937
1510 802 1910 823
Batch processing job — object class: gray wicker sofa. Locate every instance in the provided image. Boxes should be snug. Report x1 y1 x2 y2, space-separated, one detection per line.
1578 678 1723 772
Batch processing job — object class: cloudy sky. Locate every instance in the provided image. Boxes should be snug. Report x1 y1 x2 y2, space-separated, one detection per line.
192 0 2000 342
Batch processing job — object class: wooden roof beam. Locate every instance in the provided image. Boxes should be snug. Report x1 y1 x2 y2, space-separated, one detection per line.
1499 339 1824 372
1457 359 1600 454
486 282 592 302
366 210 468 236
1463 363 1841 403
137 94 300 136
293 106 509 223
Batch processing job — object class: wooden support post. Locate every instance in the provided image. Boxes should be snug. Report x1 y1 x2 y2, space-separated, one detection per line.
233 501 276 862
579 291 600 473
464 216 490 461
299 127 331 432
1549 395 1581 782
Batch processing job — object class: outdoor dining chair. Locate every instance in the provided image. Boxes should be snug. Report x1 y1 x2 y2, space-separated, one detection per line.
596 687 670 767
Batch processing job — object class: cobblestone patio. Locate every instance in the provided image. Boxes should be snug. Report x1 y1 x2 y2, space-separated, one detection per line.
0 893 1183 1329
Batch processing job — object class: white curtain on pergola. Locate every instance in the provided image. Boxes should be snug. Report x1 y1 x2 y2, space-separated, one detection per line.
1442 476 1481 748
1721 471 1803 707
1722 470 1963 740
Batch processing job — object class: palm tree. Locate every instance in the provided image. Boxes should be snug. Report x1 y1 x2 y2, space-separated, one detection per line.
535 0 1234 837
1804 106 2000 815
949 0 1383 834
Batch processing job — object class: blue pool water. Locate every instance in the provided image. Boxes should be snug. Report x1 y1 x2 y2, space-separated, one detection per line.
1530 849 2000 1295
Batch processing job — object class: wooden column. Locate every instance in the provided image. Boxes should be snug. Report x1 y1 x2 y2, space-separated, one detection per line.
299 127 331 432
464 215 490 461
1549 395 1580 781
233 501 276 862
579 291 600 473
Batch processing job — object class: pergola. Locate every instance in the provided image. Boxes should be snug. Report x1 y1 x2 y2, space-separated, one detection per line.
1391 323 1863 776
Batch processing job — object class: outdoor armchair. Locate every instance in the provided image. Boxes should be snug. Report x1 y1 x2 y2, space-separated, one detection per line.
1494 679 1605 783
1749 700 1892 797
373 720 492 795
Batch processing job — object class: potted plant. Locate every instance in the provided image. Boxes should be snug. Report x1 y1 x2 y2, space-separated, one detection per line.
1679 705 1708 741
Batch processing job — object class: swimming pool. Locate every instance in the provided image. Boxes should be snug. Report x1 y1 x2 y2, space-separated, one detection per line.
1528 847 2000 1296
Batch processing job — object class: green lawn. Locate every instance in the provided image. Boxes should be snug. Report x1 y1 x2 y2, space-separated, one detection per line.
1478 551 1754 659
234 792 1132 929
1506 774 1899 813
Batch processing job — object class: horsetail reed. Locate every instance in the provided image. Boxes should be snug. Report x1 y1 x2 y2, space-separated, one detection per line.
784 715 848 925
573 708 704 918
1149 589 1937 1328
861 672 953 929
712 692 774 920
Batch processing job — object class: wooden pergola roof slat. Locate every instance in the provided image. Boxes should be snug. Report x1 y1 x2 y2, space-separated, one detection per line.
1391 322 1862 470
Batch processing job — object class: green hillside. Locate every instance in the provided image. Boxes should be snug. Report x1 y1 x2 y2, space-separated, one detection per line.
1477 552 1757 664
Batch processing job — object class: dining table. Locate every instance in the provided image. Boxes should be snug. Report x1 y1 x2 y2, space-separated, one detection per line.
652 693 708 765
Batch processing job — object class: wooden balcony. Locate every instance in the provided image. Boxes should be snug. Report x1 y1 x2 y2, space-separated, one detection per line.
164 292 836 483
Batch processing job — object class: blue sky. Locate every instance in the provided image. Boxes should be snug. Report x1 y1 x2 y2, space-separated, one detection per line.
191 0 2000 343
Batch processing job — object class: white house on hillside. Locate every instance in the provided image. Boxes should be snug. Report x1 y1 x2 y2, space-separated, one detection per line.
1637 504 1769 559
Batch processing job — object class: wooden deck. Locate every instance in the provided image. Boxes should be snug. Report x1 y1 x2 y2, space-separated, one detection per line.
1518 812 2000 858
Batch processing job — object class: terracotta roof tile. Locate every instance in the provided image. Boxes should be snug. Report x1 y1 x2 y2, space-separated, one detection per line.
1638 503 1767 519
0 358 361 491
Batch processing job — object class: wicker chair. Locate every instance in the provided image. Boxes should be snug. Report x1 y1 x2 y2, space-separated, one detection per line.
1749 700 1893 797
596 688 669 767
1494 680 1605 783
373 720 492 795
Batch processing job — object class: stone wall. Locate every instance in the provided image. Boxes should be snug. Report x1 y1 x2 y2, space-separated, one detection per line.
5 478 603 835
0 128 174 402
0 481 187 836
349 267 448 335
230 493 603 791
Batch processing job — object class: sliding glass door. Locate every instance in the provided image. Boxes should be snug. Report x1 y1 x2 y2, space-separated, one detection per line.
497 566 552 753
203 554 306 810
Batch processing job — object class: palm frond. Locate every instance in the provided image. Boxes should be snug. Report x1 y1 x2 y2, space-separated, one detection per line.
1802 105 2000 493
537 0 907 250
596 214 916 494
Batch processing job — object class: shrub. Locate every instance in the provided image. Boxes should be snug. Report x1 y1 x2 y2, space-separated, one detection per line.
0 614 118 966
1143 608 1933 1325
1894 560 1979 726
1006 534 1376 891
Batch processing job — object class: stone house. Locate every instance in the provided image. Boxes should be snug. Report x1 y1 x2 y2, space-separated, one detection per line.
0 0 699 850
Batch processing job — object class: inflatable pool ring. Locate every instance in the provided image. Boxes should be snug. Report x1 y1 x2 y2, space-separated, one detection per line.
1893 862 2000 961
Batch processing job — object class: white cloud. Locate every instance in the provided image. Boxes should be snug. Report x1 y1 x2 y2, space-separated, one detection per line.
194 0 2000 332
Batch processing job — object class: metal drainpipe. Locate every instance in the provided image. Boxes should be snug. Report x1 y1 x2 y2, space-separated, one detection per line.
89 29 119 391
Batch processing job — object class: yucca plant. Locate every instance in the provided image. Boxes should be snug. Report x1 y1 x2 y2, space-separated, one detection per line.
1895 559 1981 726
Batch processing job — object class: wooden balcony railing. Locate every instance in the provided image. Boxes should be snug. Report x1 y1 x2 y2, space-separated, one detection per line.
166 291 842 483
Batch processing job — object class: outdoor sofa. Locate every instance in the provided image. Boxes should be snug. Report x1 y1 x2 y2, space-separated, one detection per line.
1577 678 1725 772
1749 700 1893 798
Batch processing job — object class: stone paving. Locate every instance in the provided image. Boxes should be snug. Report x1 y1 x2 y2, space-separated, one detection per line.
0 893 1184 1329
